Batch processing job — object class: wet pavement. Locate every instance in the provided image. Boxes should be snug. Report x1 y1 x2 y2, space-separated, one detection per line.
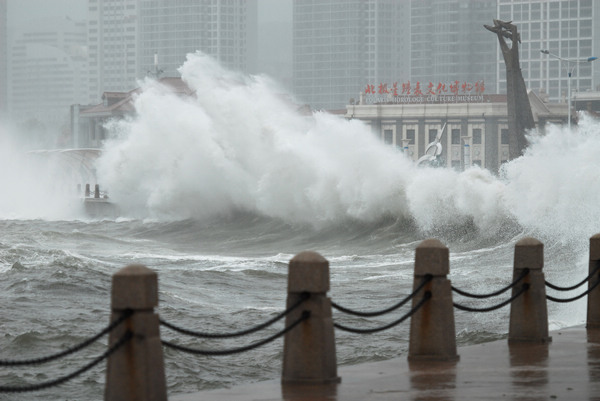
172 326 600 400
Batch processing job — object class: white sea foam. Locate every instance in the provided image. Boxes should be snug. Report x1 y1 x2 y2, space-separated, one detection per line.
2 51 599 243
96 52 600 243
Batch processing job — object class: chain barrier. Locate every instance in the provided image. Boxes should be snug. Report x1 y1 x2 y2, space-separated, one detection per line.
547 278 600 303
331 274 432 317
0 331 132 393
453 283 530 313
161 311 310 356
160 292 309 338
333 291 431 334
451 268 530 299
545 263 600 292
0 309 133 367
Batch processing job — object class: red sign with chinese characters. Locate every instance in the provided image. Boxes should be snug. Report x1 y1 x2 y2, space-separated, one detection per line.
364 80 486 104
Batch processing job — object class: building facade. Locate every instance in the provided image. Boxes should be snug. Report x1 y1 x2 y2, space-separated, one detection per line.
496 0 600 103
293 0 410 111
8 16 88 132
87 0 139 103
87 0 251 103
346 90 566 172
410 0 497 89
138 0 250 78
73 77 193 148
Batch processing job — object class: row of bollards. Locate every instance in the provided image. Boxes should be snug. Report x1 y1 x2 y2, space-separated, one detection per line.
103 234 600 400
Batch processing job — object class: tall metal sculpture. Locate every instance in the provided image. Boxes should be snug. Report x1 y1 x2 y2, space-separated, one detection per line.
484 20 535 160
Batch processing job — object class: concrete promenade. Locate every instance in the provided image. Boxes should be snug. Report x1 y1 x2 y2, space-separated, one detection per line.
172 325 600 401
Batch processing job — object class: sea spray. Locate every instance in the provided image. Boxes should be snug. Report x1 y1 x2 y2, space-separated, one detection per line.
502 114 600 243
97 52 416 224
0 122 85 220
96 52 600 246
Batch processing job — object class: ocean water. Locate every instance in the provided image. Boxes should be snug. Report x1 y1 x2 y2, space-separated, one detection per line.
0 53 599 400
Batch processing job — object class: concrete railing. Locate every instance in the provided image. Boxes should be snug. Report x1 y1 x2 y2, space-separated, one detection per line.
2 234 600 399
100 233 600 399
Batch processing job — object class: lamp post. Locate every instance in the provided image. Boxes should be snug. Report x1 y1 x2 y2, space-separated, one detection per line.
541 50 597 130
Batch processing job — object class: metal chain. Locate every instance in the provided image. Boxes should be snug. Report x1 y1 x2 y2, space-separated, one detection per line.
547 278 600 303
452 268 529 299
0 309 133 366
160 293 309 338
453 283 530 312
331 274 432 317
545 263 600 292
0 331 132 393
333 292 431 334
161 311 310 356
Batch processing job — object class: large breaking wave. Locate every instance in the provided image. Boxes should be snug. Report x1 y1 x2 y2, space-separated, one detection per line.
93 52 600 243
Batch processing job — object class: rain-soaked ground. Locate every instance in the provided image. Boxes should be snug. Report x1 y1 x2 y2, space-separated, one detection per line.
173 326 600 401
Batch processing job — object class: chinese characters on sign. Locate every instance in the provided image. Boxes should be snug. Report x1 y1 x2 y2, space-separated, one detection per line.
364 80 486 104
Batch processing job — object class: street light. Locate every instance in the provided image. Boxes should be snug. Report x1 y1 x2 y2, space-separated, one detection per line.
541 49 597 130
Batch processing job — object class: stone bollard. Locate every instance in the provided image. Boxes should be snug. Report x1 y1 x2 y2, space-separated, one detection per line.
508 238 551 343
587 234 600 329
282 251 340 384
408 239 458 362
85 183 90 197
104 265 167 401
95 184 100 199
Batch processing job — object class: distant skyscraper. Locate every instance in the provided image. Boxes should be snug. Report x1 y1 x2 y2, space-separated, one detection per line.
87 0 251 102
410 0 497 89
8 16 88 129
0 0 6 117
293 0 411 110
497 0 600 102
87 0 139 102
138 0 249 78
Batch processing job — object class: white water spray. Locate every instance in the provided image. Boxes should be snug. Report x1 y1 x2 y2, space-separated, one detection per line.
95 52 600 242
0 122 86 220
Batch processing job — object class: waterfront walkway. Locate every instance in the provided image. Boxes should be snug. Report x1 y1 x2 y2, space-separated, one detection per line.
173 325 600 401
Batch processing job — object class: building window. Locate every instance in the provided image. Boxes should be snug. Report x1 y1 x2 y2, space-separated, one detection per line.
429 129 437 143
406 129 415 145
501 128 509 144
384 129 393 145
451 128 460 144
473 128 482 144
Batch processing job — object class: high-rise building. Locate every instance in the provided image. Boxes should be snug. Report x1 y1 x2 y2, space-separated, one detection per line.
139 0 249 78
0 0 7 118
410 0 497 89
8 16 88 132
87 0 139 102
293 0 410 111
88 0 251 103
497 0 600 103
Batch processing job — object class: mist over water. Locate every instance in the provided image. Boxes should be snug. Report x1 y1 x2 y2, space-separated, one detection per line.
0 123 86 220
95 52 599 244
